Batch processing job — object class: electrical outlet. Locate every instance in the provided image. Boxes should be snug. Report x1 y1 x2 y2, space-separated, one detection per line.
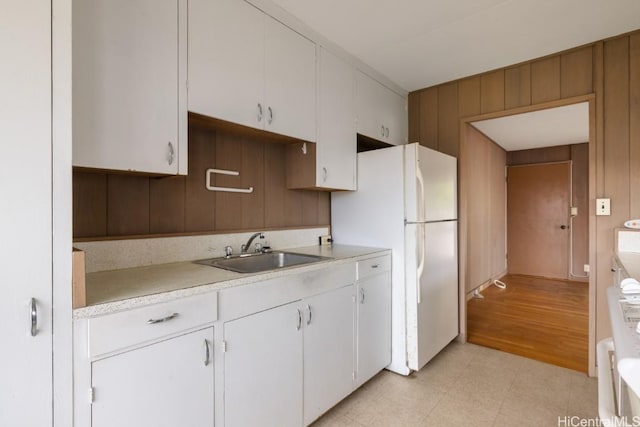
584 264 590 273
319 235 332 245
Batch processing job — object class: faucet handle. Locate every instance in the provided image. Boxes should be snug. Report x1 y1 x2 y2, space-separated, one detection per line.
224 246 233 258
254 242 263 253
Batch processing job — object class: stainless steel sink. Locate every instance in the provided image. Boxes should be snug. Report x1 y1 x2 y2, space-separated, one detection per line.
195 251 331 273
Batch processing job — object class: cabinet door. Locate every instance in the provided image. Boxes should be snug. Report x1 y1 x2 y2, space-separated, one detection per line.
224 301 303 427
264 16 316 142
188 0 264 130
303 285 355 425
91 328 214 427
355 70 386 142
382 87 407 146
0 1 52 425
317 48 356 190
73 0 186 174
357 271 392 386
356 70 407 146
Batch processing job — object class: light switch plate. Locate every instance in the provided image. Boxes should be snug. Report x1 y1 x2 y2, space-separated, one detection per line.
596 198 611 216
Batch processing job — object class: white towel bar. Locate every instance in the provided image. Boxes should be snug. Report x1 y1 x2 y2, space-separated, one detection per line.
205 168 253 194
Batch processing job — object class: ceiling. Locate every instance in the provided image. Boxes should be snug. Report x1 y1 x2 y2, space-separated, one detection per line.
470 102 589 151
268 0 640 92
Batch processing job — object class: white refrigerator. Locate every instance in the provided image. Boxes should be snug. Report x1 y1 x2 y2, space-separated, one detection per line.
331 143 458 375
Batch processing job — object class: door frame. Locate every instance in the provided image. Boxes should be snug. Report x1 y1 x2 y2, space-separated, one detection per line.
458 94 596 376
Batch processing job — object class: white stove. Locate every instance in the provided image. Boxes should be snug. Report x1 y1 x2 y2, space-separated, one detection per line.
598 249 640 426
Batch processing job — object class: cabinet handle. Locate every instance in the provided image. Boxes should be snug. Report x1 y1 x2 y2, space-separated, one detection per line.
360 288 365 304
296 309 302 331
381 125 385 137
257 103 263 122
371 264 379 269
167 142 175 166
147 312 179 324
267 107 273 125
30 298 38 337
203 339 210 366
385 127 390 138
306 304 312 325
322 167 327 183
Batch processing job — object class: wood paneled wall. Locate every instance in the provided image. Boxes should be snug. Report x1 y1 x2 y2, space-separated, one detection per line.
73 122 330 239
409 45 594 157
507 144 589 281
465 126 507 292
410 29 640 355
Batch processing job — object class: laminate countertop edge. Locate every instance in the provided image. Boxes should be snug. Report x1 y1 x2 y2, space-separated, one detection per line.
73 245 391 319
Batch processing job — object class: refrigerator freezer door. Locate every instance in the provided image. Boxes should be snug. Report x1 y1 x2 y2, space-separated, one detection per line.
418 145 458 222
406 221 459 371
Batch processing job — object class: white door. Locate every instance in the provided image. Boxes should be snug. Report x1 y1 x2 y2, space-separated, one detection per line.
91 328 215 427
0 1 53 425
264 16 316 142
357 272 392 387
355 70 385 142
224 302 303 427
380 85 407 146
316 47 356 190
188 0 265 130
408 221 459 371
73 0 183 174
303 286 355 425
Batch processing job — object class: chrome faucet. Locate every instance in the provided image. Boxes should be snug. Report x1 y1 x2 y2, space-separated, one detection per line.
241 232 264 254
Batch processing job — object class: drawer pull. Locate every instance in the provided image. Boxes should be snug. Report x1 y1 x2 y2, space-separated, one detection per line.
371 264 379 269
146 312 179 325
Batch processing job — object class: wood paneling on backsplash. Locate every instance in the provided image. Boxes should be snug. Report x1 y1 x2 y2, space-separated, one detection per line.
73 122 330 239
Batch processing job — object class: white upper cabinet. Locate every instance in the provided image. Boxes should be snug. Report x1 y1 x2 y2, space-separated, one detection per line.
316 48 356 190
264 16 316 142
189 0 317 142
73 0 187 175
188 0 264 131
356 70 407 146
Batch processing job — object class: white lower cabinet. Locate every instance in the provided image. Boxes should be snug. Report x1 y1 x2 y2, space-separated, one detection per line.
223 301 304 427
91 327 214 427
303 285 355 425
223 284 356 427
356 256 392 386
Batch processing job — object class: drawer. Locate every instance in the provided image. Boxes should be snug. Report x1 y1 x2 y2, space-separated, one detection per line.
357 255 391 280
88 292 217 358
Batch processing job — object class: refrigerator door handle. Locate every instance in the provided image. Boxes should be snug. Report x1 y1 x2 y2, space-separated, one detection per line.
416 224 425 304
416 162 426 222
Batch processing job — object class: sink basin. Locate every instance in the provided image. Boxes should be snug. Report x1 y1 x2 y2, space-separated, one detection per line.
196 251 331 274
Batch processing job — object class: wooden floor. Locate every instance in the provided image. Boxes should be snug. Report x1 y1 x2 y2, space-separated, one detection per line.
466 275 589 373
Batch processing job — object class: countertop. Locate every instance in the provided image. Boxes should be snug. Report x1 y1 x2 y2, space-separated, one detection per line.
74 245 390 319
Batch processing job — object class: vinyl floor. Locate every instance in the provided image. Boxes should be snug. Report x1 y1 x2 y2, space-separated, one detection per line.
312 341 597 426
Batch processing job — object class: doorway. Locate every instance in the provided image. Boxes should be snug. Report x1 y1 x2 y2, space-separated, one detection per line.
460 99 593 373
507 162 571 279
